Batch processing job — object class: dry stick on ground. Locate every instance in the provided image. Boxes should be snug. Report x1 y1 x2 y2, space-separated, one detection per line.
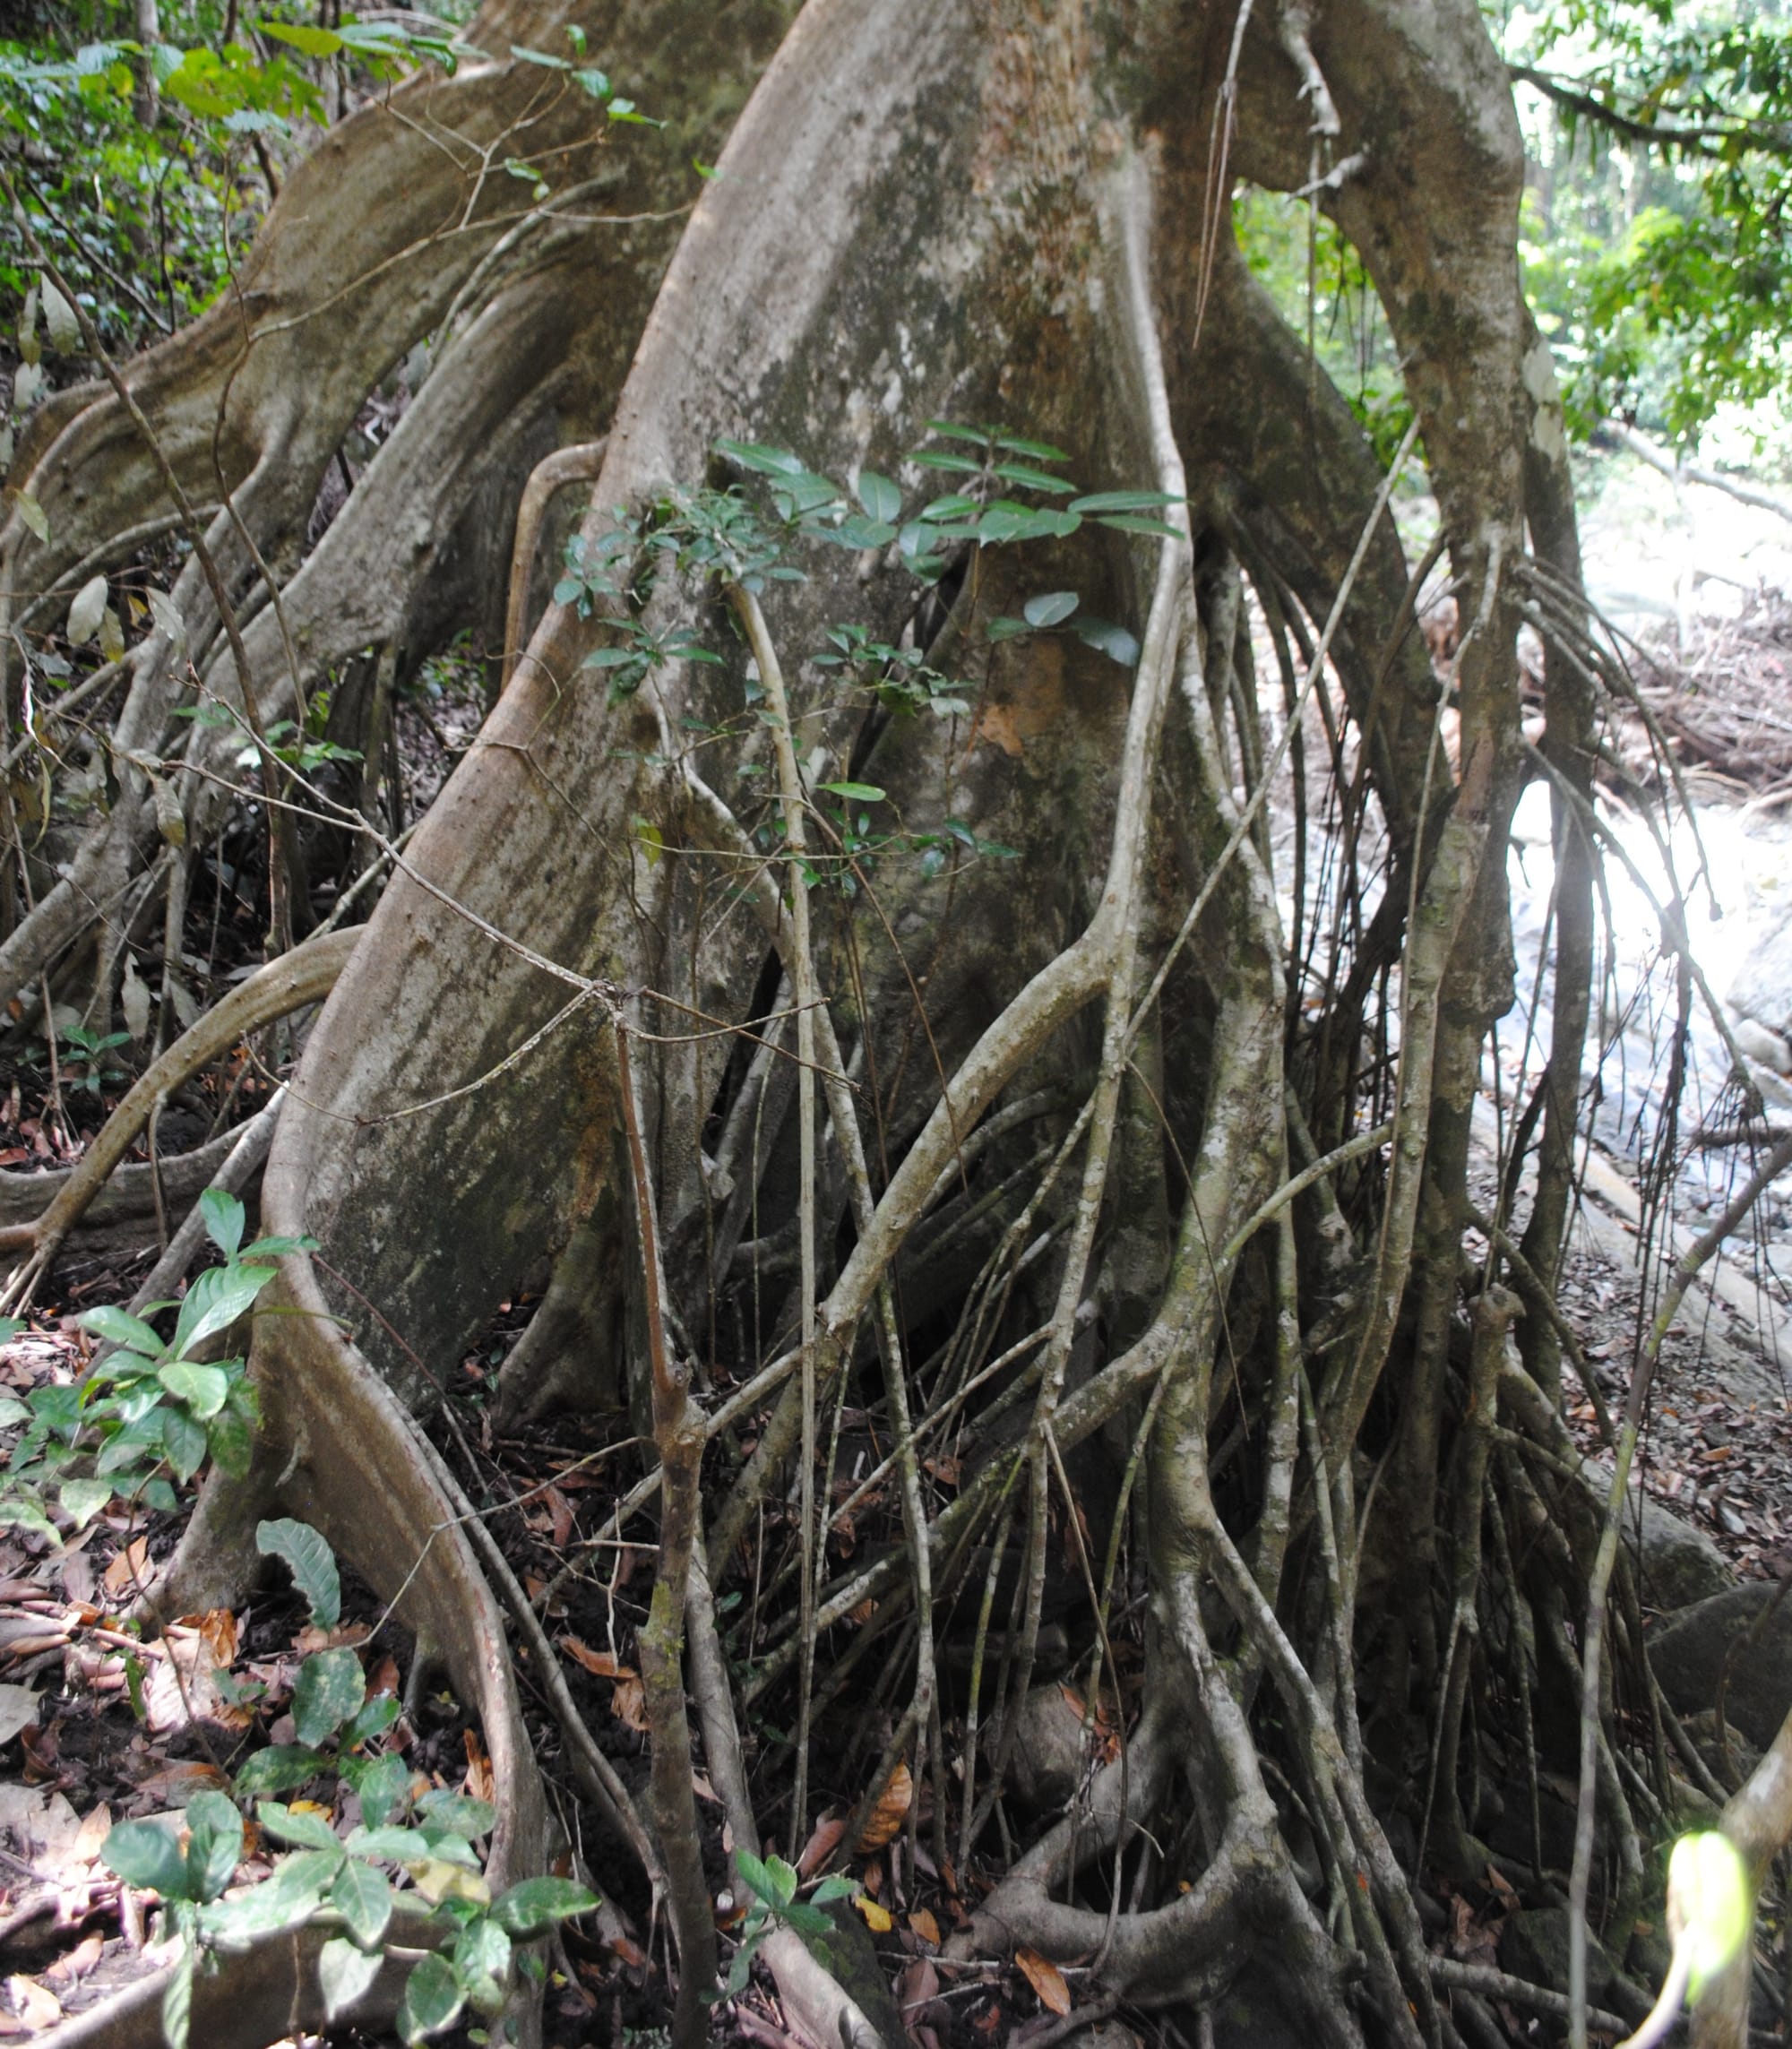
0 925 357 1304
615 1011 718 2045
1568 1124 1792 2049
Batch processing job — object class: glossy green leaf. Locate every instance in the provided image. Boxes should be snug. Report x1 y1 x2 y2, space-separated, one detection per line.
490 1874 600 1935
233 1745 326 1798
992 462 1075 494
318 1934 383 2021
256 1518 341 1628
714 438 804 477
183 1790 244 1904
398 1951 464 2044
79 1304 165 1356
415 1789 496 1839
162 1404 209 1482
1096 512 1184 538
292 1648 366 1747
814 781 885 804
158 1360 228 1420
162 1941 194 2049
855 470 902 523
256 1801 346 1855
1074 616 1141 667
1022 590 1079 627
170 1261 275 1357
103 1818 189 1897
59 1476 114 1528
331 1856 392 1949
199 1187 244 1262
1064 490 1184 513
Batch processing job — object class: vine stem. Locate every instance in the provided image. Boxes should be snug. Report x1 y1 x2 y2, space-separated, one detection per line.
614 1011 718 2043
728 581 820 1852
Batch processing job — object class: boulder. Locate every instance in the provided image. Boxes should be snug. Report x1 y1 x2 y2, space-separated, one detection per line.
1501 1908 1614 2002
1581 1460 1736 1611
993 1683 1090 1812
1649 1581 1792 1749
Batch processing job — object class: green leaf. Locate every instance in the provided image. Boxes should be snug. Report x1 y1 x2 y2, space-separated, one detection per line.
923 419 990 446
1096 513 1184 538
341 1691 401 1750
237 1235 318 1261
814 782 885 804
233 1745 326 1798
59 1477 114 1528
1064 490 1184 513
855 471 902 523
102 1818 190 1897
780 1898 833 1937
906 450 983 476
183 1790 244 1904
1074 616 1141 667
344 1751 413 1829
158 1360 228 1421
200 1188 245 1262
0 1397 27 1428
398 1952 464 2045
171 1261 275 1358
203 1850 340 1939
714 438 804 478
992 432 1072 461
256 1802 346 1855
490 1875 600 1935
810 1874 857 1903
256 1519 341 1628
1023 590 1079 627
992 462 1075 495
318 1934 383 2021
331 1856 392 1949
984 616 1030 643
261 19 345 54
12 493 49 544
293 1648 366 1748
162 1404 209 1483
415 1789 495 1839
0 1317 24 1342
79 1305 165 1356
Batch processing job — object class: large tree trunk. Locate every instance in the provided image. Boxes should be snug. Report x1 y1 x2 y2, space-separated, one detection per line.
24 3 1662 2045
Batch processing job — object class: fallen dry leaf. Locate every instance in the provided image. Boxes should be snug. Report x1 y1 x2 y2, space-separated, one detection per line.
854 1760 911 1853
797 1812 846 1877
611 1674 650 1733
690 1769 719 1805
559 1635 630 1682
463 1730 495 1805
544 1485 574 1549
909 1907 941 1946
101 1538 151 1599
189 1609 237 1667
1016 1946 1071 2018
853 1893 892 1933
4 1976 58 2031
0 1684 39 1743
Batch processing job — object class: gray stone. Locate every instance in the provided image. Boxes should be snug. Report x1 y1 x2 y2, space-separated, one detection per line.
1581 1460 1736 1611
1501 1908 1614 2002
1649 1581 1792 1749
993 1683 1090 1812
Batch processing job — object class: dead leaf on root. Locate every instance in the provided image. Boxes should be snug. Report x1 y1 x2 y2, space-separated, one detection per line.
1016 1946 1071 2017
909 1907 940 1946
797 1811 846 1877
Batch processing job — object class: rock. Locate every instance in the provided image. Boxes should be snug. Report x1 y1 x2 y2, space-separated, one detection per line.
1501 1908 1614 2002
1729 892 1792 1044
1627 1493 1737 1611
1650 1582 1792 1749
1732 1016 1792 1075
1582 1460 1736 1611
994 1683 1089 1811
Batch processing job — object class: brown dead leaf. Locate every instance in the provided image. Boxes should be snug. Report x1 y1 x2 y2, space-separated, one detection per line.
969 700 1025 757
854 1761 911 1853
43 1934 100 1986
797 1812 846 1877
463 1730 495 1805
690 1769 719 1805
544 1485 574 1549
854 1893 892 1933
366 1654 401 1701
559 1635 630 1681
1016 1947 1071 2018
189 1610 237 1667
101 1539 151 1599
4 1976 58 2031
610 1673 650 1733
896 1956 940 2020
909 1907 940 1946
847 1598 876 1627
